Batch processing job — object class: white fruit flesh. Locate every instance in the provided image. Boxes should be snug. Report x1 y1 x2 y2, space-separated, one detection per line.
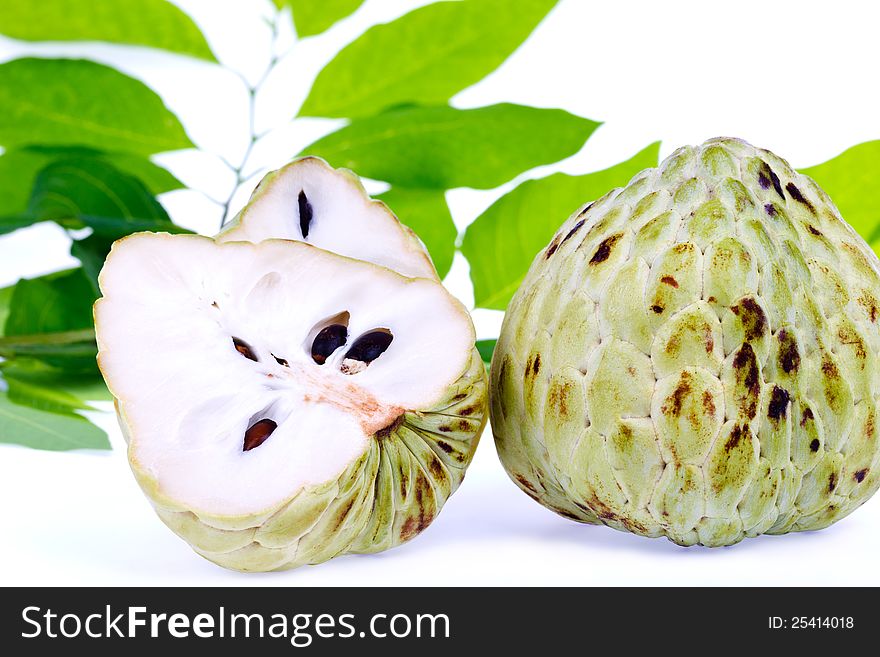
95 234 474 518
219 157 437 280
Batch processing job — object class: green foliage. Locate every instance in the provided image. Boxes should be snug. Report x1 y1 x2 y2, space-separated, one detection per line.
3 269 98 374
0 391 110 451
302 104 599 189
284 0 365 37
463 143 661 309
299 0 557 118
28 158 181 237
378 187 457 279
800 141 880 245
0 0 216 61
0 147 181 218
0 58 192 155
476 339 497 365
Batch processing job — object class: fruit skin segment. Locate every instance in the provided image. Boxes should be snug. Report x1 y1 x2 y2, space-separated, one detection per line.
490 137 880 547
118 349 486 572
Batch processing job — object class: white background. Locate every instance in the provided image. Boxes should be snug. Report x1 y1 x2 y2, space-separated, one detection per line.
1 0 879 585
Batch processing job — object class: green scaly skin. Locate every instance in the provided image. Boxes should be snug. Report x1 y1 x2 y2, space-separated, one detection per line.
491 137 880 547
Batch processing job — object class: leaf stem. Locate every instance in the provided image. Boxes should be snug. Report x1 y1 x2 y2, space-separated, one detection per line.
218 12 283 229
0 329 96 348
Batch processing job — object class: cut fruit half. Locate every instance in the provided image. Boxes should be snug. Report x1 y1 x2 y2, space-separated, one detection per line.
95 233 487 571
219 157 437 280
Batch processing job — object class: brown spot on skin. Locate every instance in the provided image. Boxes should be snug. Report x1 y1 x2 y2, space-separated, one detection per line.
577 202 595 218
515 474 539 494
867 414 876 440
807 224 822 236
854 469 868 483
828 472 837 493
627 366 637 376
758 161 784 198
400 517 418 541
436 440 454 454
704 328 715 354
856 290 879 323
532 354 541 376
545 235 562 259
562 218 586 245
662 372 692 417
810 438 820 452
733 344 760 418
767 386 790 421
428 456 445 480
702 390 716 416
777 330 801 374
374 415 404 439
786 182 816 213
547 380 573 419
332 498 357 532
821 357 839 378
651 304 664 314
802 407 814 427
589 233 622 265
660 275 679 288
731 297 768 342
438 425 453 433
707 296 716 303
452 393 468 402
725 424 746 452
457 419 471 431
459 405 477 417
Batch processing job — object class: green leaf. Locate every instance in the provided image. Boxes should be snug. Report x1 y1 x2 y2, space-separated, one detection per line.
463 142 661 309
0 0 216 61
70 234 113 293
0 391 110 451
3 269 98 372
1 359 111 402
6 377 94 415
285 0 365 37
28 158 181 238
377 187 456 278
476 338 496 365
302 103 599 189
800 140 880 244
299 0 557 118
0 147 181 219
0 284 12 335
0 58 193 155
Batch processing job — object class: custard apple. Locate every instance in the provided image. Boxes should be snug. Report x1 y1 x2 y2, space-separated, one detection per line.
491 137 880 547
96 160 486 571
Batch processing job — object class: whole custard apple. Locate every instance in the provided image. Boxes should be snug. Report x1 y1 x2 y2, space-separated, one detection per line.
490 137 880 547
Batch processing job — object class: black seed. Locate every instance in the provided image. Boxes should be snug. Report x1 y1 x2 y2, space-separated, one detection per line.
298 190 313 239
343 329 393 366
810 438 820 452
651 304 664 314
273 354 289 367
854 469 868 483
764 203 777 217
232 337 258 361
311 324 348 365
243 419 276 451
